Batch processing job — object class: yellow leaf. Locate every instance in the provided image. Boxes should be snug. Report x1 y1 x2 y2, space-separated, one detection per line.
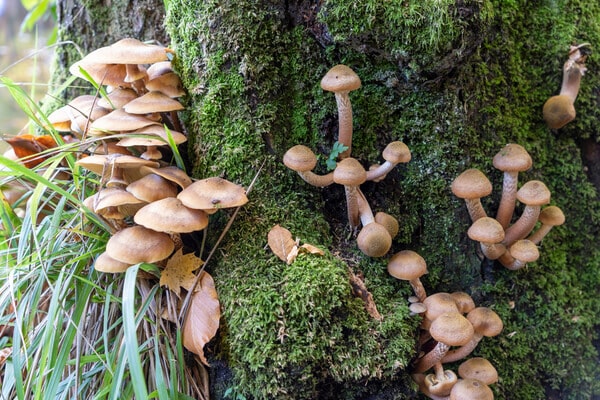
299 243 325 256
267 224 296 263
182 272 220 366
160 248 203 297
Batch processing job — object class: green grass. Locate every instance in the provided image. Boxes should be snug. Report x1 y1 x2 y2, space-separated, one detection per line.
0 77 205 399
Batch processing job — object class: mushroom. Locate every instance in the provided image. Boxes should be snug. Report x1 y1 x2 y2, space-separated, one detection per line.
282 145 334 187
449 378 494 400
387 250 428 302
543 43 589 129
356 222 392 258
450 292 476 315
421 292 460 331
457 357 498 386
451 169 492 222
442 307 503 363
412 311 474 376
105 225 175 264
139 165 193 189
333 157 367 229
502 180 551 246
374 211 400 239
177 177 248 214
492 144 533 228
467 217 507 260
498 239 540 270
320 65 361 159
527 205 565 245
126 173 178 203
134 197 209 234
94 251 131 273
365 141 412 181
123 91 184 114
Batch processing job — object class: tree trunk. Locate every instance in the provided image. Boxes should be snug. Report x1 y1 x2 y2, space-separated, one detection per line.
53 1 600 399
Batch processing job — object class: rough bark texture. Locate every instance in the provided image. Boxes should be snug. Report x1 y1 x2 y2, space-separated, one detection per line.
53 1 600 399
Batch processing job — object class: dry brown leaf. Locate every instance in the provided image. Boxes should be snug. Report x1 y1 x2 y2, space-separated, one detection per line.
182 271 220 366
268 224 296 262
299 243 325 256
160 248 203 297
286 245 300 265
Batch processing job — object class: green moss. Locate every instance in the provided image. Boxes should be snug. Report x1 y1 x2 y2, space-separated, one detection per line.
165 0 600 398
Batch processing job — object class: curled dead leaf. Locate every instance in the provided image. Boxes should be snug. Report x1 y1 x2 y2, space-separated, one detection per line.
268 224 325 264
182 271 220 366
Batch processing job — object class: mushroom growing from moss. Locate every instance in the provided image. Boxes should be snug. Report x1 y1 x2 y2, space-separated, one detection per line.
467 217 506 260
543 43 589 129
365 141 412 181
527 205 565 245
451 169 492 222
449 378 494 400
320 64 361 159
502 180 551 246
387 250 428 302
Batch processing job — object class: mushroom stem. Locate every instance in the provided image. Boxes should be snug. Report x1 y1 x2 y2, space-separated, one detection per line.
495 171 518 228
413 342 450 374
335 92 353 159
365 160 395 181
502 205 541 246
441 334 483 364
356 187 374 226
560 44 589 102
344 185 361 228
295 171 334 187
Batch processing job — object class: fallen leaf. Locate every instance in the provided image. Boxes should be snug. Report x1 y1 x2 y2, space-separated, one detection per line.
182 271 220 366
286 245 300 265
160 248 203 297
299 243 325 256
268 224 296 263
5 134 58 168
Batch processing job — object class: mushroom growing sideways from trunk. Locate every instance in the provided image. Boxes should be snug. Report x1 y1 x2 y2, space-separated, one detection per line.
283 145 334 187
320 64 361 159
365 141 412 181
543 43 589 129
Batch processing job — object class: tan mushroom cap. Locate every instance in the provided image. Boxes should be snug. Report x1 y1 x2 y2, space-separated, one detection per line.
146 61 174 80
139 165 193 188
283 145 318 172
356 222 392 257
78 38 173 66
538 205 565 226
90 108 158 133
430 312 474 346
458 357 499 385
492 143 532 172
374 211 399 238
94 251 131 273
123 91 184 114
92 186 144 213
76 154 159 175
423 292 460 323
145 72 186 97
467 217 505 243
543 95 576 129
69 62 129 87
387 250 428 281
320 64 362 93
450 292 476 314
516 180 551 206
126 173 178 202
509 239 539 262
134 197 209 233
48 95 110 131
177 177 248 212
451 169 492 199
106 225 174 264
382 141 412 164
467 307 503 338
333 157 367 186
97 88 139 109
450 378 494 400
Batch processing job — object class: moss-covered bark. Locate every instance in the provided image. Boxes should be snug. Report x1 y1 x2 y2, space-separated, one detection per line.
52 0 600 398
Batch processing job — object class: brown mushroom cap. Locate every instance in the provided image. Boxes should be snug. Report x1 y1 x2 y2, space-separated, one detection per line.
387 250 428 281
458 357 499 385
492 143 532 173
451 169 492 199
145 72 186 97
543 95 576 129
134 197 209 233
356 222 392 257
283 145 318 172
333 157 367 186
106 225 174 264
508 239 540 263
94 251 131 273
449 378 494 400
139 165 193 189
97 88 139 109
123 91 184 114
374 211 399 238
423 292 460 323
90 108 158 133
467 217 505 243
177 177 248 212
78 38 173 65
320 64 362 93
467 307 504 338
450 292 476 314
516 180 551 206
382 141 412 164
538 205 566 226
429 312 475 347
126 173 178 202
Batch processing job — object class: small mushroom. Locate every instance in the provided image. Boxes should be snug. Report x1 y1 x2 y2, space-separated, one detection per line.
450 292 476 315
442 307 503 363
451 169 492 222
502 180 551 246
177 177 248 214
527 205 565 245
320 65 362 159
458 357 498 386
283 145 334 187
543 43 589 129
467 217 507 260
105 225 175 264
492 144 533 228
126 173 178 203
356 222 392 258
387 250 428 302
498 239 539 270
333 157 367 229
449 378 494 400
421 292 460 331
134 197 209 233
374 211 400 239
94 251 131 273
365 141 412 181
